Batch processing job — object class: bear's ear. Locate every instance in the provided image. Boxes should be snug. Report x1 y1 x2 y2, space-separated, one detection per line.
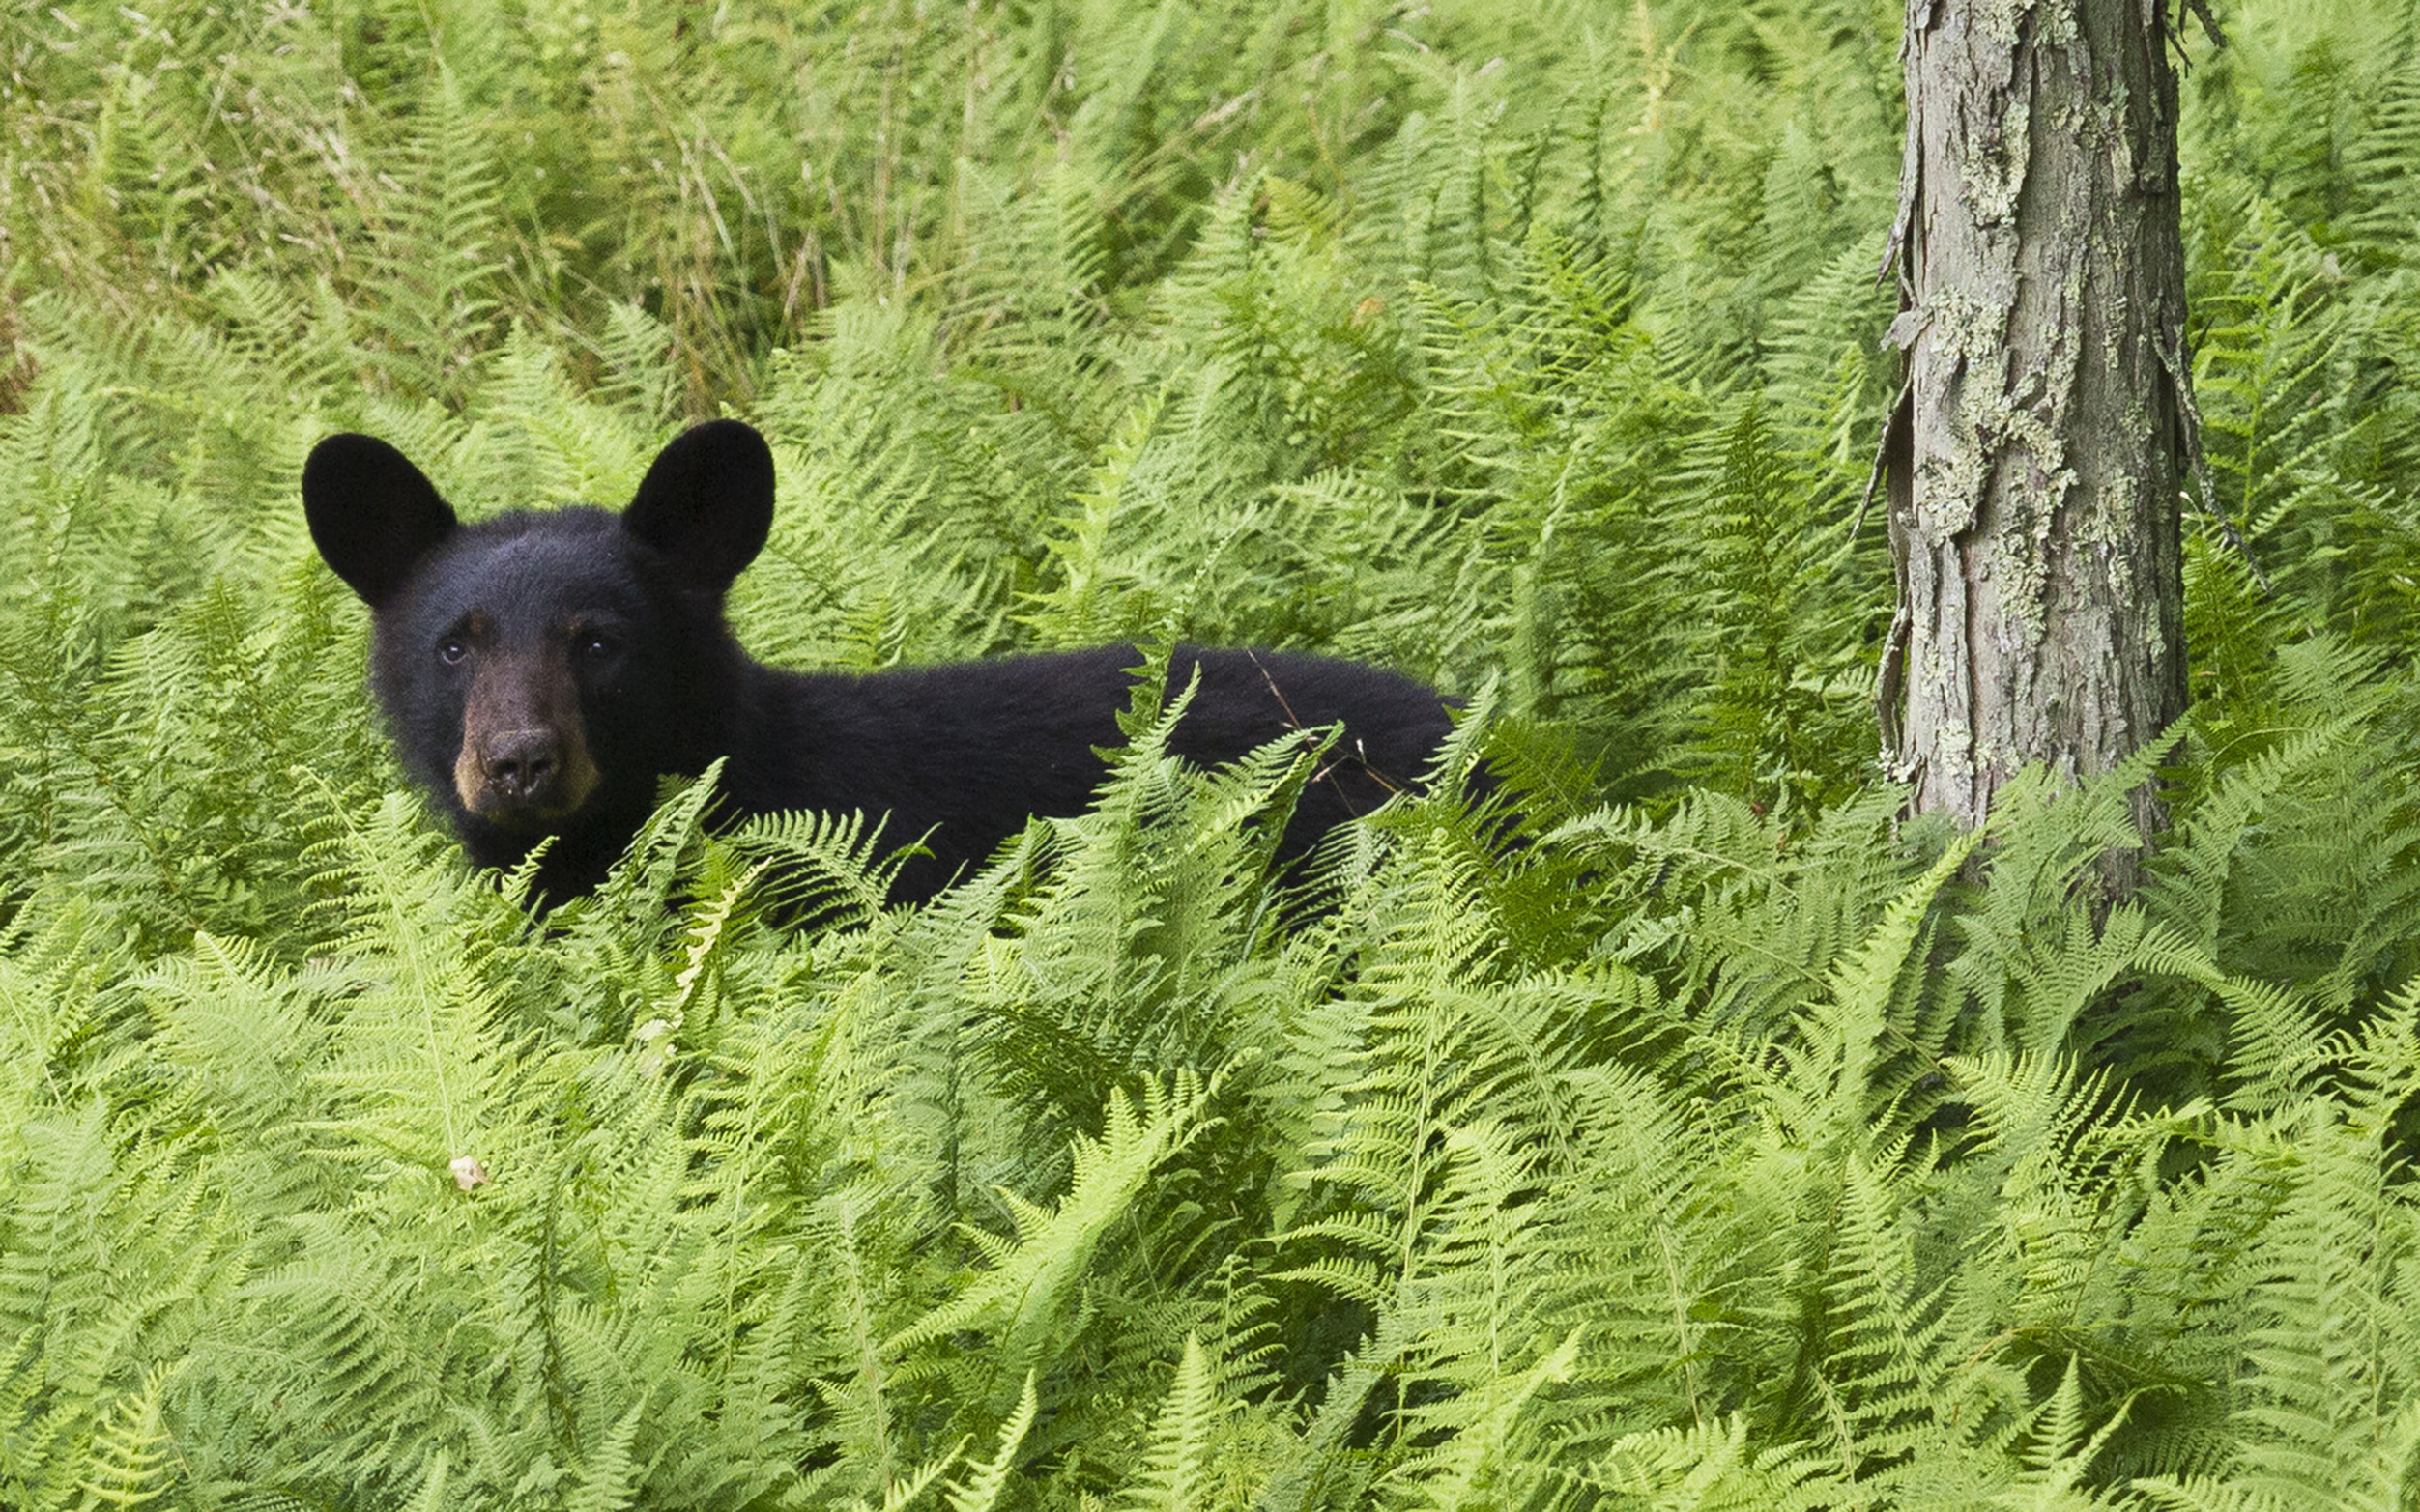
302 433 460 608
621 419 774 591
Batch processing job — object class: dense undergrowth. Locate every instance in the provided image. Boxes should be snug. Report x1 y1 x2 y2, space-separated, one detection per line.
8 0 2420 1505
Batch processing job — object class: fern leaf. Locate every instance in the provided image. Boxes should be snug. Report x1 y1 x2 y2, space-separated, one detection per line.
942 1375 1038 1512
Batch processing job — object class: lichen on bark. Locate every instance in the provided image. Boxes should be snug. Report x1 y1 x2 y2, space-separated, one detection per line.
1878 0 2192 876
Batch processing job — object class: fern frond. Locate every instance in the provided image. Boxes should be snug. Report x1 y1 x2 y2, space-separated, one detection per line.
941 1374 1038 1512
351 63 505 408
889 1078 1211 1399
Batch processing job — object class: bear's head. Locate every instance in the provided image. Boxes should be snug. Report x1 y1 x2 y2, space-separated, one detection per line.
302 420 774 858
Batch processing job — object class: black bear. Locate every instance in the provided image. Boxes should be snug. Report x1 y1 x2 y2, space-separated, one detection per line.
302 419 1459 906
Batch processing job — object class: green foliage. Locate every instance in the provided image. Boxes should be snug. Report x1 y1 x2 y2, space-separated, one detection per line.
8 0 2420 1506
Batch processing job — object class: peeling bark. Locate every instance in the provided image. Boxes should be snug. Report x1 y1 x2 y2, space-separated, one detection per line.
1879 0 2190 867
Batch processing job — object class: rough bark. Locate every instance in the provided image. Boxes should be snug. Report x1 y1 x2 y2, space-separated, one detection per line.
1877 0 2192 857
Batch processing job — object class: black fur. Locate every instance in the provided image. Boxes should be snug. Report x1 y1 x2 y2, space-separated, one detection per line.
302 421 1457 906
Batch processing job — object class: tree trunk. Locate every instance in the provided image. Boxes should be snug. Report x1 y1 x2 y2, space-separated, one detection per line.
1878 0 2194 859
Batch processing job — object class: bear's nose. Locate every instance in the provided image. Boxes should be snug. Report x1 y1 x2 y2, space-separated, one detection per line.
481 728 562 801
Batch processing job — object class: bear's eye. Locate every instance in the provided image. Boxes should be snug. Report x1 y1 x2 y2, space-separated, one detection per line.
437 637 469 666
574 630 618 661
